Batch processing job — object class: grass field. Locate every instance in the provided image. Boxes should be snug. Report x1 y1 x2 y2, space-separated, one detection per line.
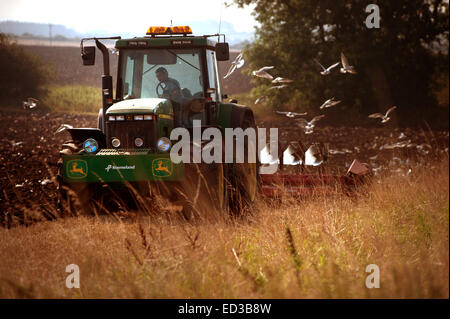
42 85 101 114
0 160 447 298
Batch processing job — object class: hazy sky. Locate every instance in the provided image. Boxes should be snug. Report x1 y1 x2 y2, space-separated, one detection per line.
0 0 257 33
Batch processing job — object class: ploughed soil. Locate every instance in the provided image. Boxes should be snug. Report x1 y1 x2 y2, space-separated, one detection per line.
0 108 448 227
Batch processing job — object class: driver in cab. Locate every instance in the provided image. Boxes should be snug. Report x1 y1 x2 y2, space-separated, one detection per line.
155 67 182 103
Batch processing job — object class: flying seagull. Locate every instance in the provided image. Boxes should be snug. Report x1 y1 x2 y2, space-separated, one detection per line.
269 84 289 90
272 77 294 84
297 115 325 134
314 59 340 75
368 106 397 123
275 110 307 118
319 97 342 109
252 66 275 80
254 96 266 104
224 52 244 79
340 52 357 74
54 124 73 135
23 97 38 109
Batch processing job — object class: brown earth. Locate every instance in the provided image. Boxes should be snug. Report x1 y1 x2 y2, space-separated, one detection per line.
0 107 448 227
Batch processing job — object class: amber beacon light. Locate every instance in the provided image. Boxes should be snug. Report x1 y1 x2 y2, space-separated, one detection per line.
146 26 192 35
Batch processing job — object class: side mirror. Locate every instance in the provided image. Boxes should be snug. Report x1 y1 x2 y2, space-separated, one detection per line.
81 46 96 65
215 42 229 61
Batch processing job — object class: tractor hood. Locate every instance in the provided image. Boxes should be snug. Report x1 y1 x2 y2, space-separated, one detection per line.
106 98 173 115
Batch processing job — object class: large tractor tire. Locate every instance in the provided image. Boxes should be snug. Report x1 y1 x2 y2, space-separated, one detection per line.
56 140 94 216
174 141 229 221
229 115 260 217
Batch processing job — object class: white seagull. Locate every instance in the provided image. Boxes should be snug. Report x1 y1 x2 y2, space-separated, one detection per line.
252 66 275 80
269 84 289 90
275 110 307 118
23 97 38 109
254 96 267 104
54 124 73 134
314 59 340 75
340 52 357 74
305 144 323 166
319 97 342 109
368 106 397 123
272 77 294 84
224 52 244 79
297 115 325 134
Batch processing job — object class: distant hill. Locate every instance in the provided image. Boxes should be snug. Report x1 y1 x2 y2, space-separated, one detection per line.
0 20 81 38
0 20 253 45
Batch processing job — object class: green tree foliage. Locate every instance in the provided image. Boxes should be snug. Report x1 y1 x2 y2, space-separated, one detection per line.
236 0 449 126
0 33 51 104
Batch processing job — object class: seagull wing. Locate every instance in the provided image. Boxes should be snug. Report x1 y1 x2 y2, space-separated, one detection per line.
54 124 73 134
314 59 327 71
292 111 307 116
311 115 325 124
330 100 342 106
223 64 237 79
260 66 275 71
255 96 266 104
327 62 340 71
341 52 349 68
385 106 397 116
296 118 308 128
233 52 243 63
275 111 288 115
368 113 384 119
273 77 293 83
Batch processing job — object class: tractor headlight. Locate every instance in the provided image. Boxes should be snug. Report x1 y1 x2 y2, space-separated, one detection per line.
157 137 171 152
135 137 144 147
111 137 121 148
83 138 98 153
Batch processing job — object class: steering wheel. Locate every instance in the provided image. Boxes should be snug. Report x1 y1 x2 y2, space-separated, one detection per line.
156 81 168 98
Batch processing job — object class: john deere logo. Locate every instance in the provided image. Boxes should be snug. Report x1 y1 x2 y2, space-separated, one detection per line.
67 160 88 179
152 158 172 177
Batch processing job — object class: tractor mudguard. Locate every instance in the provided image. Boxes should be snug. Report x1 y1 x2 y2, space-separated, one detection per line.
66 128 106 148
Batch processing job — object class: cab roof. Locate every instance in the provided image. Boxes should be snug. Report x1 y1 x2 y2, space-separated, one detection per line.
115 36 217 49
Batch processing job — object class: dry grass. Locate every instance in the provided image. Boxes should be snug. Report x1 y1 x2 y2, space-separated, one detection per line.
42 85 101 114
0 161 448 298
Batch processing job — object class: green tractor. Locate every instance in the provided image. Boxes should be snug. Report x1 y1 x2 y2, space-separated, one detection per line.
57 26 259 218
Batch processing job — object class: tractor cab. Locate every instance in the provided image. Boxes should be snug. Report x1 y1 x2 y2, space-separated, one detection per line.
80 26 231 150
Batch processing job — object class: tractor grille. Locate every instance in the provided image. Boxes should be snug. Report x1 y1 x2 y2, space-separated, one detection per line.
106 120 157 150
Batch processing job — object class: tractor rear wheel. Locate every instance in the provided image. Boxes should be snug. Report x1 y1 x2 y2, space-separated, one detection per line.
229 115 260 217
174 142 228 221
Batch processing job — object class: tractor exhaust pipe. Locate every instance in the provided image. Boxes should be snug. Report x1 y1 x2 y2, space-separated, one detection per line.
80 36 121 135
95 39 113 136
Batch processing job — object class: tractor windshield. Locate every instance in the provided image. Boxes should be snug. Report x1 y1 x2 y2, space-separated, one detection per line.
118 48 204 103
